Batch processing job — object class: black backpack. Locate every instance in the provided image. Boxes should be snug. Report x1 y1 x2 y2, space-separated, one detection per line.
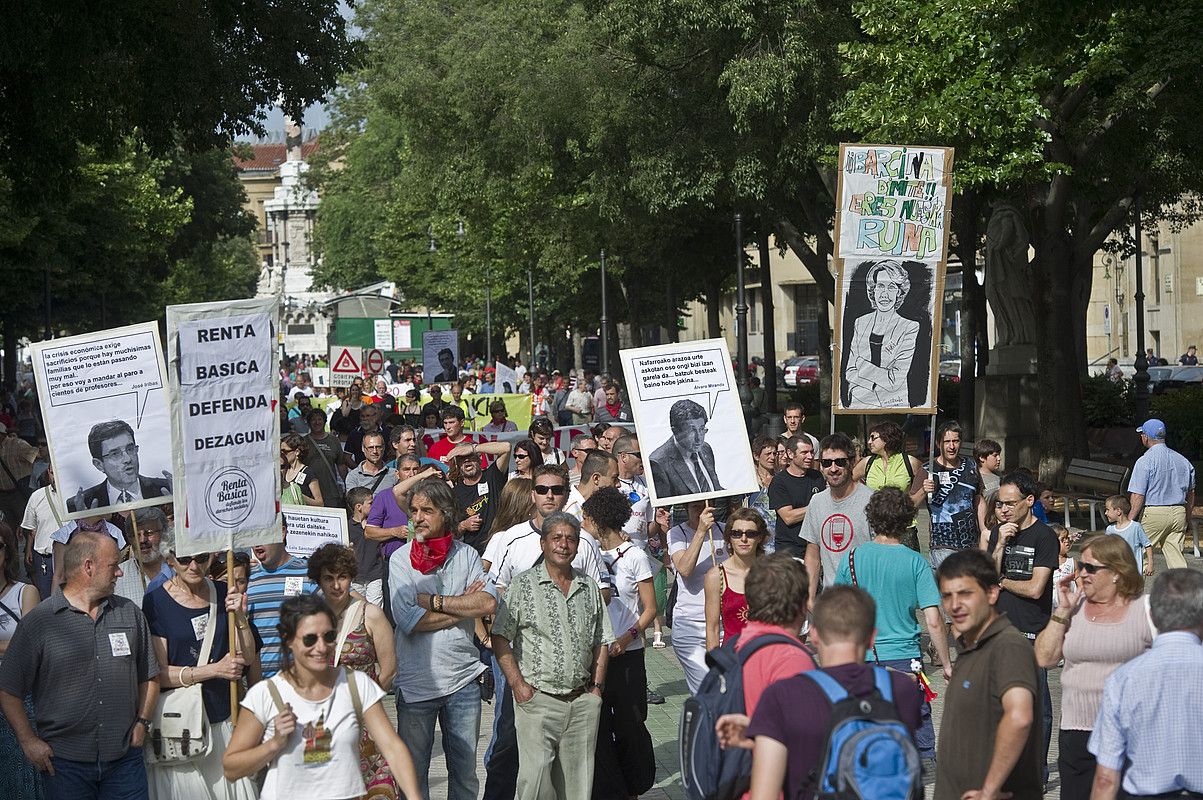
680 633 810 800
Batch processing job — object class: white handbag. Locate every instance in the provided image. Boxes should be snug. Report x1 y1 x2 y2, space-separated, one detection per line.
146 580 218 765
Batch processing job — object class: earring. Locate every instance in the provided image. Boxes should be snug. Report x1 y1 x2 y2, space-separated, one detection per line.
1113 577 1118 583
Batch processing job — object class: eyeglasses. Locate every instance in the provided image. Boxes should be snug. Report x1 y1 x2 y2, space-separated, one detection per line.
280 448 295 456
300 631 338 647
176 553 212 567
1078 562 1108 575
101 444 140 460
729 529 761 540
820 457 849 468
994 499 1022 509
515 452 530 459
534 484 568 496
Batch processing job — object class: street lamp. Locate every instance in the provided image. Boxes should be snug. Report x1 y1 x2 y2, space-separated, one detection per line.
528 268 536 370
733 213 753 421
1132 195 1150 422
599 249 609 376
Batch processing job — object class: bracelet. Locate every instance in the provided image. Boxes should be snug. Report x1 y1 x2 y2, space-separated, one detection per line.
433 594 444 613
1050 613 1071 626
627 626 639 641
180 666 195 687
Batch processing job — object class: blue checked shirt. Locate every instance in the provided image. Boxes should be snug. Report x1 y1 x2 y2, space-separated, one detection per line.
1089 631 1203 795
1128 443 1195 506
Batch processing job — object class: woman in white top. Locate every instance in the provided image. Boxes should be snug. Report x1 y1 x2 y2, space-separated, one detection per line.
667 500 727 694
584 488 658 799
224 594 423 800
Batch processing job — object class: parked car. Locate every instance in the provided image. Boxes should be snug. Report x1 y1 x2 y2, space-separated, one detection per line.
939 358 962 383
1149 365 1203 394
782 356 819 387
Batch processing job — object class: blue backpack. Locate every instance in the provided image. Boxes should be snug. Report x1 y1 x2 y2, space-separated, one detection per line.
679 633 808 800
804 667 922 800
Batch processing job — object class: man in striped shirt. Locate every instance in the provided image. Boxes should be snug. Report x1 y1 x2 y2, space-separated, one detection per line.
247 524 317 677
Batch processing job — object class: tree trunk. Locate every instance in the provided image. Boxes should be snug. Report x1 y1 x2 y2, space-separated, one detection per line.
757 226 779 412
624 276 643 348
1030 210 1089 482
1070 252 1094 380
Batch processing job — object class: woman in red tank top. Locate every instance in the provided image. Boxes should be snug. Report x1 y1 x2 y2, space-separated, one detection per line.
704 508 768 649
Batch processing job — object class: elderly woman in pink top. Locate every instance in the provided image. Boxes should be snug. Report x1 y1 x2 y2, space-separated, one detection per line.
1035 535 1152 800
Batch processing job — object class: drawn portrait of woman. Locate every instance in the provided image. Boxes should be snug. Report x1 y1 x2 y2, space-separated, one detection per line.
840 259 935 410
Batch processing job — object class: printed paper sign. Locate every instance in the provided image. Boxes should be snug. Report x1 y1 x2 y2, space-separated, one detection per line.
282 505 349 560
619 339 757 506
423 330 460 384
167 298 281 555
30 322 175 520
374 319 393 351
393 320 412 351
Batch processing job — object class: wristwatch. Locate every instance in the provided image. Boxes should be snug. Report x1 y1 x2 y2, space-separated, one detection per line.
136 717 152 731
587 680 604 692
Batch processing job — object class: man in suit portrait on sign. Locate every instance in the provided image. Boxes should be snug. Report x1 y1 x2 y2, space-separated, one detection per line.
649 398 723 498
67 419 172 512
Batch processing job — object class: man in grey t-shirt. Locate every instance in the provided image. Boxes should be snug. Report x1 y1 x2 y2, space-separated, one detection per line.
800 432 874 605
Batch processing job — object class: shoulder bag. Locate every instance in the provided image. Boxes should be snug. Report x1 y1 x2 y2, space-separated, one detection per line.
146 580 218 765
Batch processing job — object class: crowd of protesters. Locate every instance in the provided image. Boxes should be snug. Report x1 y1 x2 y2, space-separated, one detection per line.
0 359 1200 800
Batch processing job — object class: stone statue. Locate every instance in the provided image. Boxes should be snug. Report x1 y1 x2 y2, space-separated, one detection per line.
984 203 1035 347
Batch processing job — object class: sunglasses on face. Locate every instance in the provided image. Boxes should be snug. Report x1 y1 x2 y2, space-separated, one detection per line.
176 553 212 567
1078 562 1107 575
515 452 530 459
820 458 848 468
300 630 338 647
729 529 761 540
534 484 568 496
213 552 251 567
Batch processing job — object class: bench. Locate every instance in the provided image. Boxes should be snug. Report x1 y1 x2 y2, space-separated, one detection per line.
1054 459 1130 531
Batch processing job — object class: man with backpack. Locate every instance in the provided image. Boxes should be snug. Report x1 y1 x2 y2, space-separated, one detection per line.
744 585 923 800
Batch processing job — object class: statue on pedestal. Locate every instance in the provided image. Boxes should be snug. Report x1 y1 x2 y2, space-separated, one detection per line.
984 203 1035 347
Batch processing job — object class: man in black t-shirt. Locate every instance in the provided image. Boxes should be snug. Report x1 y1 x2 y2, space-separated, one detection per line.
985 469 1058 778
449 440 513 554
768 435 825 559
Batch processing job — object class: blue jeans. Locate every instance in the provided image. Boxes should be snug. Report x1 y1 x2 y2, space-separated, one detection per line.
877 658 936 760
31 551 53 602
43 747 148 800
396 679 483 800
483 658 518 800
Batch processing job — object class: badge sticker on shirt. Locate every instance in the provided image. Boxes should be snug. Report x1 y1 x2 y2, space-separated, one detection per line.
477 482 489 497
109 632 131 657
191 614 209 642
284 576 304 596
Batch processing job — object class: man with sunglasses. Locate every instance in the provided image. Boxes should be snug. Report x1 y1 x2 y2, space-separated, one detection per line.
799 433 874 607
448 439 512 555
985 469 1059 781
566 435 596 487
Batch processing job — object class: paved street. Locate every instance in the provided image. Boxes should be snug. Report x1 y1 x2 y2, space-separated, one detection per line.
404 510 1202 799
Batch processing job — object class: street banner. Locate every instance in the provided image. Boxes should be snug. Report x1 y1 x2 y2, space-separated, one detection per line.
618 339 757 506
423 330 460 384
30 322 175 520
282 504 348 560
330 345 363 388
167 297 281 556
420 422 634 461
832 143 954 415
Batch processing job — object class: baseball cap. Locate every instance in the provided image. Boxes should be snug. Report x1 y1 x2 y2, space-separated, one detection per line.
1136 419 1166 439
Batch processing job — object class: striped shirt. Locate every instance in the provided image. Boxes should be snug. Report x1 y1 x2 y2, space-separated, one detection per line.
1129 443 1195 506
1089 631 1203 795
247 558 317 677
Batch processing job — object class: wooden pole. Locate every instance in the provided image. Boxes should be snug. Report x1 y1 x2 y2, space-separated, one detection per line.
226 535 239 723
129 511 147 592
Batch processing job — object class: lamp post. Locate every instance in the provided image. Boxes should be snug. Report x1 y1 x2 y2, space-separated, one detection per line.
485 266 493 367
1132 194 1150 423
599 249 609 376
734 213 753 421
528 268 536 370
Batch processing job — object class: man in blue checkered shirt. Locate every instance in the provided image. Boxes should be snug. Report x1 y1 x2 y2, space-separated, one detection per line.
1089 568 1203 798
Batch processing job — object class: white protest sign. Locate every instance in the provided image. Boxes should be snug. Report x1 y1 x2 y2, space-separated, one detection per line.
167 297 281 556
423 330 460 384
494 361 519 394
30 322 175 520
310 367 330 388
619 338 757 506
393 319 412 350
373 319 393 350
329 346 363 388
282 505 349 560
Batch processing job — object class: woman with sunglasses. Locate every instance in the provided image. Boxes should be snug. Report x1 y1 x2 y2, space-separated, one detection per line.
225 595 423 800
508 438 543 480
1034 535 1152 800
281 432 324 507
852 421 927 551
307 544 399 799
703 508 767 650
141 532 262 799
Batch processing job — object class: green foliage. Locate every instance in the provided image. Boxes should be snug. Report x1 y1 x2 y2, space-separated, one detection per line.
1080 375 1134 429
1151 388 1203 461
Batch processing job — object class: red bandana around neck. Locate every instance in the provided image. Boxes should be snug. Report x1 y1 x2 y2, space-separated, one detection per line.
411 533 454 574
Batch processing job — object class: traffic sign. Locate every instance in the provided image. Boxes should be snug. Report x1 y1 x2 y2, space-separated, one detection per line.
329 346 363 388
366 348 385 374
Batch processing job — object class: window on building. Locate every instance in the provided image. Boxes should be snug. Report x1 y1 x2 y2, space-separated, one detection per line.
790 284 820 355
749 289 760 335
288 324 315 336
